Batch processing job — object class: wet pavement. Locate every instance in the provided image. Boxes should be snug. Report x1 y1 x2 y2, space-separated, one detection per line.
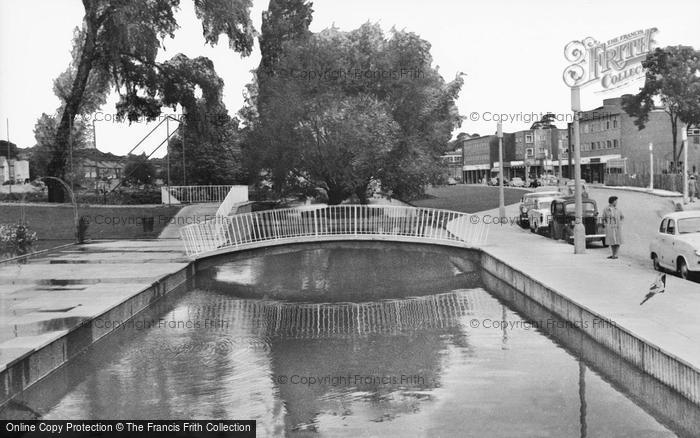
479 199 700 372
0 239 188 372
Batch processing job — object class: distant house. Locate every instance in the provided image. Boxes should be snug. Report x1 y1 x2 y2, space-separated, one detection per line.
73 150 125 190
0 156 30 183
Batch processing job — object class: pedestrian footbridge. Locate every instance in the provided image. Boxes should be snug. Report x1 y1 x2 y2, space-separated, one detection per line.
179 203 489 259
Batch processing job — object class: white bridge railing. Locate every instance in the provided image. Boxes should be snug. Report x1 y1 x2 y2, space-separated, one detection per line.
161 185 235 204
180 205 488 258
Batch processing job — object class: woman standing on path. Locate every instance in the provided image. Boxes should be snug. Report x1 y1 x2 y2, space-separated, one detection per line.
603 196 624 259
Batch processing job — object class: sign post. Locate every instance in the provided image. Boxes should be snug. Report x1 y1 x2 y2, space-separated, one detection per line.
563 27 657 254
571 87 586 254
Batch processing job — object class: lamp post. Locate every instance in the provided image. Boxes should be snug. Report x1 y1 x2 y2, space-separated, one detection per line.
498 122 505 219
572 86 585 254
6 118 11 195
558 140 563 180
649 142 654 191
166 116 171 206
181 107 187 186
683 126 689 204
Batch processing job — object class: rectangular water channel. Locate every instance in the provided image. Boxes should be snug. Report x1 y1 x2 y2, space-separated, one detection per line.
2 242 698 437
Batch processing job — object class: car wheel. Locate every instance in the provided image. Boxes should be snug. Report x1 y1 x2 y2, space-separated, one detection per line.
677 258 689 280
652 254 661 272
563 228 572 244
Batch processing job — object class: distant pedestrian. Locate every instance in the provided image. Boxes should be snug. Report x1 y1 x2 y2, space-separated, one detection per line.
689 174 697 202
603 196 623 259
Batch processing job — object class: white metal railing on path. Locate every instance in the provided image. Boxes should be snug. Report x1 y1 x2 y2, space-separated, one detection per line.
179 204 488 258
161 185 235 204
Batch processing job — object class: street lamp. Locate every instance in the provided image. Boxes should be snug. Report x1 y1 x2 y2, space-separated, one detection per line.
181 107 187 186
649 142 654 191
558 140 563 180
683 126 689 204
498 122 505 219
166 116 171 206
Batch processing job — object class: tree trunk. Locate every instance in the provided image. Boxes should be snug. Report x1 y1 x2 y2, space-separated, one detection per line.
48 11 98 202
326 186 346 205
355 182 369 204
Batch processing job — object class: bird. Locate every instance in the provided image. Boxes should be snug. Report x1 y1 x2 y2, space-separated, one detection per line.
640 273 666 305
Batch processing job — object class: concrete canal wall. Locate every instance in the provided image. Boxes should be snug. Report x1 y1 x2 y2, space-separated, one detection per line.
479 250 700 409
2 237 699 420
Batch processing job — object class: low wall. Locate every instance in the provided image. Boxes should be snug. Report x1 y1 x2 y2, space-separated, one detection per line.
479 251 700 408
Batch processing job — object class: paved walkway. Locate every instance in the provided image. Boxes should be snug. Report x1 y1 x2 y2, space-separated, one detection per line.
158 202 219 239
479 201 700 371
0 239 188 372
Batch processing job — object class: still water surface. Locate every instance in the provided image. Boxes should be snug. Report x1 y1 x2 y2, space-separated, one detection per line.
39 243 679 437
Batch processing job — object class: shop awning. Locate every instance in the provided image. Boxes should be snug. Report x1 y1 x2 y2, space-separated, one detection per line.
463 164 490 171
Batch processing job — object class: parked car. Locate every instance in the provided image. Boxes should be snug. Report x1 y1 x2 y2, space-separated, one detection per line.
549 197 606 246
539 175 558 187
510 177 525 188
562 180 588 197
649 211 700 280
527 195 559 234
518 190 560 228
447 177 457 185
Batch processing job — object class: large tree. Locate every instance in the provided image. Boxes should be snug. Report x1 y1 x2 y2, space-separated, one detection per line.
622 45 700 171
167 104 246 185
46 0 255 201
294 94 399 204
123 153 156 185
32 113 92 181
248 23 463 202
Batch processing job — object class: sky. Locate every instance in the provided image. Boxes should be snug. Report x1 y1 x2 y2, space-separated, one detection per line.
1 0 699 158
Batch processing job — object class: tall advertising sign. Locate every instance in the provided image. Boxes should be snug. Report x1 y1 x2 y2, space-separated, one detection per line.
562 28 658 253
563 28 658 92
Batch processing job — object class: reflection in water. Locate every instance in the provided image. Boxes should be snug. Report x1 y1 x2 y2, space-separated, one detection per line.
7 244 686 437
198 243 480 302
182 290 487 339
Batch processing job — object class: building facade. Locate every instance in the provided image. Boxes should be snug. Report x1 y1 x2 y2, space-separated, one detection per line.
440 148 463 181
512 128 566 181
566 97 700 183
461 134 518 183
